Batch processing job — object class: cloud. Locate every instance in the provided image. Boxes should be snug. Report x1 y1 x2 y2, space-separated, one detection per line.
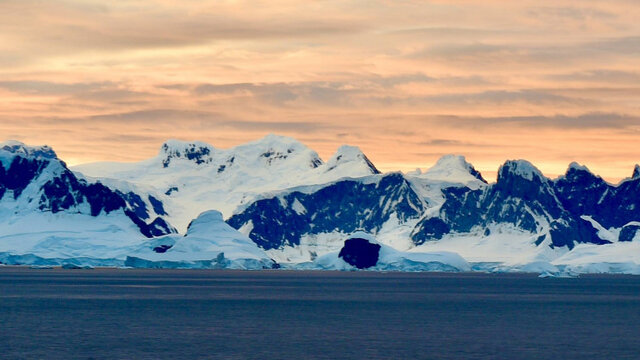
414 90 588 106
439 112 640 129
548 70 640 83
0 81 115 95
0 0 367 61
419 139 496 148
1 0 640 180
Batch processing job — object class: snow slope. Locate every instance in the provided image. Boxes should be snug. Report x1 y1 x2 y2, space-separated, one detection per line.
124 210 275 269
4 136 640 275
297 232 471 272
73 135 380 231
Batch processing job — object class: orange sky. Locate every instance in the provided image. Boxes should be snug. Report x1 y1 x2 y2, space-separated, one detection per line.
1 0 640 182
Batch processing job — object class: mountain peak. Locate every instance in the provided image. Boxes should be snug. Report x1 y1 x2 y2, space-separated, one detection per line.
420 154 486 186
567 162 590 173
0 140 57 160
243 134 312 154
633 164 640 179
564 162 596 178
325 145 380 174
159 139 215 168
559 162 604 185
236 134 323 169
498 160 544 182
254 133 301 145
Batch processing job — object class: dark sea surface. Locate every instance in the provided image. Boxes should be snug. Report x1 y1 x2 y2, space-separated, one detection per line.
1 268 639 360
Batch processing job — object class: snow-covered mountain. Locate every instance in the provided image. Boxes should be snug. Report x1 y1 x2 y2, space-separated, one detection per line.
3 135 640 275
0 140 180 266
73 135 380 231
227 151 640 273
0 140 174 234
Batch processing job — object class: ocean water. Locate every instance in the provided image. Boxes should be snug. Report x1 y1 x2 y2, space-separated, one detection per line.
1 268 639 360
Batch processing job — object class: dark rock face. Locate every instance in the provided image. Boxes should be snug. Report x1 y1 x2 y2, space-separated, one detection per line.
153 244 173 253
125 211 175 238
600 179 640 228
360 154 381 175
161 143 212 168
430 161 603 249
117 191 148 220
148 195 167 216
411 217 451 244
554 166 610 218
338 238 381 269
230 159 630 251
553 166 640 230
1 156 50 199
41 173 126 216
619 224 640 242
0 149 176 238
227 173 425 250
468 165 487 183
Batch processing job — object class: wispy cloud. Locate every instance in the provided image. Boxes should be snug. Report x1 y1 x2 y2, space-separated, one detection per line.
1 0 639 180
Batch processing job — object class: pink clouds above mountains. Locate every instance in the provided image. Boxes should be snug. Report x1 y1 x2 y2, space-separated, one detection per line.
1 0 640 180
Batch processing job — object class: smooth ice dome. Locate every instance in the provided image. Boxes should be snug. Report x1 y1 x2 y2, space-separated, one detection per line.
185 209 225 234
125 210 274 269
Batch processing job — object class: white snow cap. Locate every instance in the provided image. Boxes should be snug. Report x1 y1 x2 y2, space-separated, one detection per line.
325 145 379 174
420 154 486 186
567 162 590 173
0 140 57 159
185 210 225 235
235 133 324 169
499 159 544 181
160 139 215 153
347 231 378 243
248 133 306 149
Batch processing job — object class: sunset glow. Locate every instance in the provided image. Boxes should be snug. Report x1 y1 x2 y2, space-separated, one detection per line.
2 0 640 181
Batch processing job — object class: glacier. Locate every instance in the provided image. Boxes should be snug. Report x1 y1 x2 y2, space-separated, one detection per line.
2 136 640 275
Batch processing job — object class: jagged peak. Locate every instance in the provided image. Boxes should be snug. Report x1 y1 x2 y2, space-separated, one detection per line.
159 139 215 168
498 159 545 182
561 162 603 183
0 140 57 160
325 145 380 174
633 164 640 179
567 162 591 173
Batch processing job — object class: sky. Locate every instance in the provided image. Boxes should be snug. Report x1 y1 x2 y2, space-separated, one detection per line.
1 0 640 182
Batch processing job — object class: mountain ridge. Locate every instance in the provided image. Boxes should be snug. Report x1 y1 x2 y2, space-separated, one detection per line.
2 136 640 275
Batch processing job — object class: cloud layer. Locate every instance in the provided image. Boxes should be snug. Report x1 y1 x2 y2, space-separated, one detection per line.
1 0 640 181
